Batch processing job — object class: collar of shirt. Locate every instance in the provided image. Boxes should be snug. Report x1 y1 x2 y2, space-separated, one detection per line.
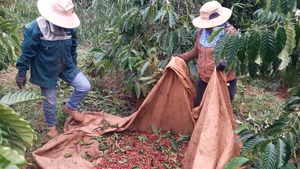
37 16 70 41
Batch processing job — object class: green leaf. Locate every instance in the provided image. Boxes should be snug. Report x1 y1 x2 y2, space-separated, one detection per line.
134 82 141 98
162 32 170 52
248 60 258 78
260 30 276 64
277 138 287 168
269 0 279 12
280 161 296 169
168 10 177 29
0 104 36 147
208 27 224 43
264 118 288 135
154 9 164 22
168 31 175 56
142 6 155 23
0 91 45 106
241 137 266 154
286 133 295 152
10 35 21 48
122 8 140 32
0 154 19 169
150 125 161 134
278 23 296 70
155 9 167 24
224 156 249 169
237 130 254 143
172 31 179 52
0 127 2 144
214 32 230 61
275 25 287 55
4 127 27 155
261 142 277 169
170 138 178 152
234 124 249 134
0 145 26 165
246 30 260 61
125 79 133 95
280 137 292 164
89 48 105 54
168 31 178 56
225 32 240 67
280 0 296 15
237 33 247 63
0 61 8 71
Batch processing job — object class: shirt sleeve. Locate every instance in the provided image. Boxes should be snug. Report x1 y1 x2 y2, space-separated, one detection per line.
71 29 78 65
180 29 201 61
16 24 39 77
225 23 236 35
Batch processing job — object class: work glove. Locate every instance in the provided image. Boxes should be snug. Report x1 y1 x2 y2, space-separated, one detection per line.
15 75 27 89
216 59 227 71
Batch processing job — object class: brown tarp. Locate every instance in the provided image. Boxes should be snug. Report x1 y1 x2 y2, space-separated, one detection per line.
33 57 241 169
182 67 242 169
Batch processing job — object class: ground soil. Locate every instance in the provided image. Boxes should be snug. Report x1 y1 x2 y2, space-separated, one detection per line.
247 83 291 100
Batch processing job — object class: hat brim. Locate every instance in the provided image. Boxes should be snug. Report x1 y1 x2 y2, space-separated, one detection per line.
192 7 232 29
37 0 80 28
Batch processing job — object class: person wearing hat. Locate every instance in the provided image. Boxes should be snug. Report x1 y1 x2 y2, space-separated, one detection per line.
15 0 91 138
175 1 237 107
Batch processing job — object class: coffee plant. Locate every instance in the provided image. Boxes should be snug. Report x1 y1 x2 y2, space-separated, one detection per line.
91 0 204 97
90 0 286 98
225 90 300 169
220 0 300 168
0 91 45 168
213 0 300 86
0 0 21 71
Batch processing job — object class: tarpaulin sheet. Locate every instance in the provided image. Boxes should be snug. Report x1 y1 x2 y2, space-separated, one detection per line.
182 66 242 169
33 57 241 169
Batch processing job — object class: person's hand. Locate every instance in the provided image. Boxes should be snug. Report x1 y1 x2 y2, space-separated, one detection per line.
15 75 27 89
216 59 227 71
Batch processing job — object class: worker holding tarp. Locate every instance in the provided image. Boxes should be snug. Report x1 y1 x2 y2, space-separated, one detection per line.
174 1 242 168
174 1 237 107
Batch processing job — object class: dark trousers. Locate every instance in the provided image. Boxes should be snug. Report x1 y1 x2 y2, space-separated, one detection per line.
194 78 237 107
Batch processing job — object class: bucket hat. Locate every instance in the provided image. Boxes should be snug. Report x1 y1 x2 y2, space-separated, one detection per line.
37 0 80 28
192 1 232 29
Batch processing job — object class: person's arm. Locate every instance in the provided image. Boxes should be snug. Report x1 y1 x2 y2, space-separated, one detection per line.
179 29 202 61
225 23 236 35
15 22 39 89
16 24 39 77
71 28 78 65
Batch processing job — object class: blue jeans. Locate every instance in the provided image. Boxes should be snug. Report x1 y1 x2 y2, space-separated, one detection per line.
41 72 91 127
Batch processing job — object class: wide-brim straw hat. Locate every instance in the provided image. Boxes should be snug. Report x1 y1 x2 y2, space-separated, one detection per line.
192 1 232 29
37 0 80 28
